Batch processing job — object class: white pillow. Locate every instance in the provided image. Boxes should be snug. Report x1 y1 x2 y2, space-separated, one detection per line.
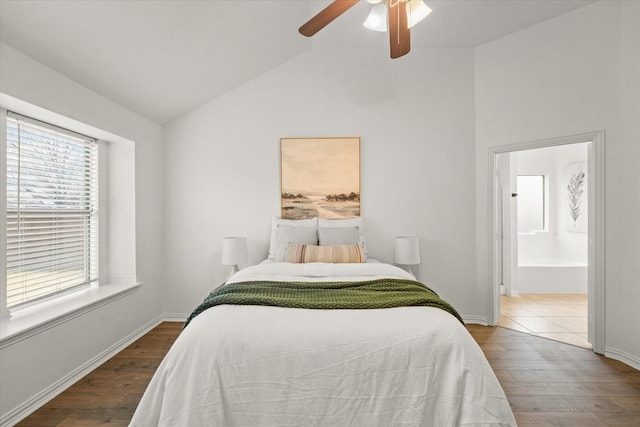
318 217 363 229
318 226 360 246
268 217 318 262
317 217 367 255
275 225 318 261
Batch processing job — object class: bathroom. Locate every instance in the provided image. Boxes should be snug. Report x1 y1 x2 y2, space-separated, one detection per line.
515 143 588 294
498 142 590 348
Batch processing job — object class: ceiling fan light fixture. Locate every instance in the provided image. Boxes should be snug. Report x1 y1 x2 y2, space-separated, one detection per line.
363 2 388 32
406 0 432 29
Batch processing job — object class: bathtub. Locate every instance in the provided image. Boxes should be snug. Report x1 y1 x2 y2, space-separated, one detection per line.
517 257 588 293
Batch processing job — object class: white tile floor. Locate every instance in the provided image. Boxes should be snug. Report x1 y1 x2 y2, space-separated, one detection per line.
498 293 590 349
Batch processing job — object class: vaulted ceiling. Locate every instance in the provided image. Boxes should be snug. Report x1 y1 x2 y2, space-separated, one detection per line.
0 0 595 124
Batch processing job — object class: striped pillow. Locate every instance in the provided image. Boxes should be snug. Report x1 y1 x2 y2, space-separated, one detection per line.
286 242 366 264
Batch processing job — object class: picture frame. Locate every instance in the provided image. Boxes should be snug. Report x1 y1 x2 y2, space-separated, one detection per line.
281 137 360 219
565 161 587 233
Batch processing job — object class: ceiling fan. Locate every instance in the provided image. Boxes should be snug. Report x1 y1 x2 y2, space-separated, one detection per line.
299 0 432 59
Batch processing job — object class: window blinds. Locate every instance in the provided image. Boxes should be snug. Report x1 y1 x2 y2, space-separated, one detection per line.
6 112 98 307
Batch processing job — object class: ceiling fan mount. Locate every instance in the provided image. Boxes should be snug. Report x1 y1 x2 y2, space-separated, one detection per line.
298 0 431 59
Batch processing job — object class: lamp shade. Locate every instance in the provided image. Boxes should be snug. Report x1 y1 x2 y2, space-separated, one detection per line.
406 0 432 29
363 2 387 32
394 236 421 265
222 237 248 266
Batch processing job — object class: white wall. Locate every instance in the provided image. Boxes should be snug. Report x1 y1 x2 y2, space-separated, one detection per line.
516 143 588 264
0 42 165 421
476 0 640 365
164 47 479 320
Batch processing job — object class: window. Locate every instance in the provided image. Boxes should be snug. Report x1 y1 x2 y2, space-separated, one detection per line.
517 175 546 234
6 112 98 307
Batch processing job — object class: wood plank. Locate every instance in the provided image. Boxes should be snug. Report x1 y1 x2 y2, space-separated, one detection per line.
502 381 640 397
514 411 603 426
508 395 627 412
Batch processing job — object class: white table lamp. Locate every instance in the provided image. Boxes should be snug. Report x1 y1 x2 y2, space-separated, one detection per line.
394 236 421 278
222 237 248 280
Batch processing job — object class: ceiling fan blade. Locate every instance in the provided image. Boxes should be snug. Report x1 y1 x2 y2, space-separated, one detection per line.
389 0 411 59
299 0 360 37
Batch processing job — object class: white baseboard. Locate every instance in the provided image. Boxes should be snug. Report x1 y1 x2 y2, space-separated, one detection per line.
0 315 163 427
605 346 640 371
163 313 188 322
462 315 489 325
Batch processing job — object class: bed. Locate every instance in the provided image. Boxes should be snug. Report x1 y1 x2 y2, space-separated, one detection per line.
130 218 516 426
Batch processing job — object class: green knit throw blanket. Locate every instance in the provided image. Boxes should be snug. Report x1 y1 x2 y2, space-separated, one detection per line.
184 278 464 329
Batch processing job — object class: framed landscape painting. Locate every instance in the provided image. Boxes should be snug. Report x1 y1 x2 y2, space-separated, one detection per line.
281 137 360 219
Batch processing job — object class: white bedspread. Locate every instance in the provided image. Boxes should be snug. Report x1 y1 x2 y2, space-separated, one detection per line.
130 263 516 426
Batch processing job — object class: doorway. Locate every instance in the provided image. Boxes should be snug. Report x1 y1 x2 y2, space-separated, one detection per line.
499 144 589 348
488 132 605 354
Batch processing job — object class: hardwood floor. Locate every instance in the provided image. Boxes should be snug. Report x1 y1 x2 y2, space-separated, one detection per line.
16 322 181 427
469 324 640 426
16 322 640 426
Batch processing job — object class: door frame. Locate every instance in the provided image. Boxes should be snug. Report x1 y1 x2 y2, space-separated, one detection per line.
487 131 605 354
495 152 519 297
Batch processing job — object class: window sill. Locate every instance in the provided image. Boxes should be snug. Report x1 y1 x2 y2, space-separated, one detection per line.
0 281 142 349
517 230 550 236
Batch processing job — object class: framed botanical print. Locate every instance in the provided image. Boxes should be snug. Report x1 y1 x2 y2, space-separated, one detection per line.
281 137 360 219
565 161 587 233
